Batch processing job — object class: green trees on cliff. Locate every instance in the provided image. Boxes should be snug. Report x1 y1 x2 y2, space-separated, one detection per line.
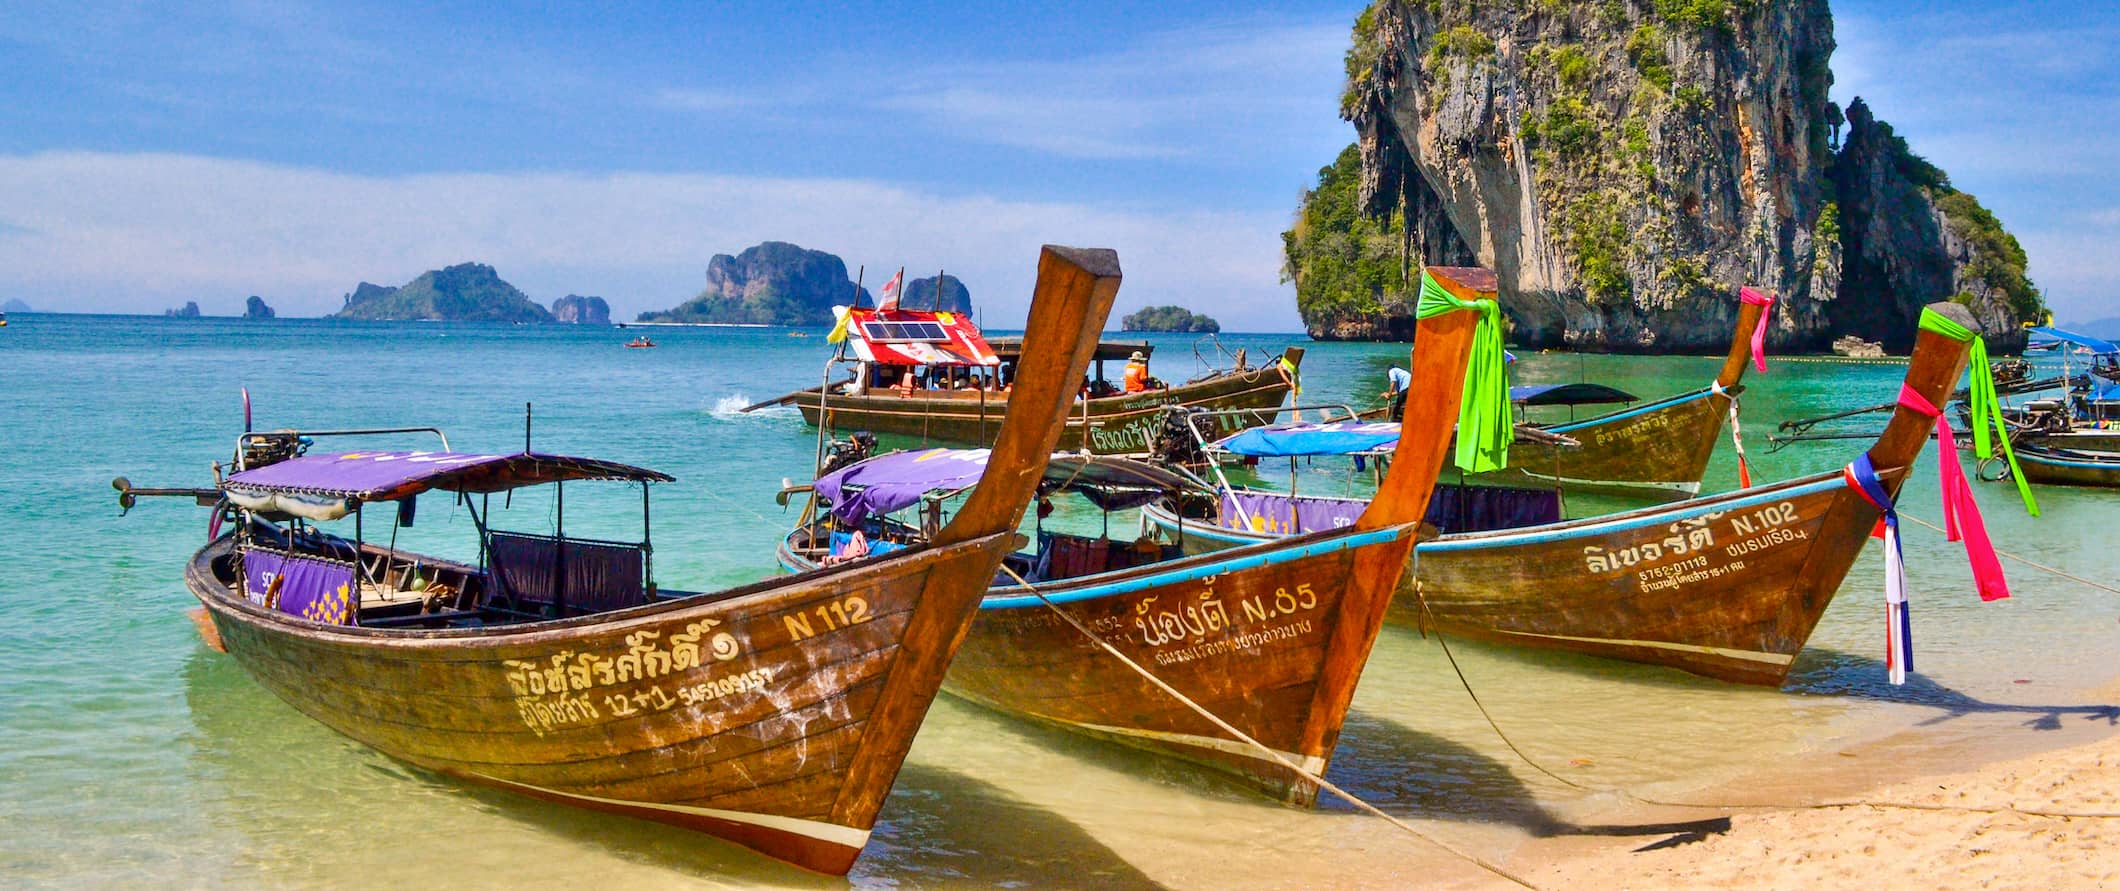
1283 144 1413 333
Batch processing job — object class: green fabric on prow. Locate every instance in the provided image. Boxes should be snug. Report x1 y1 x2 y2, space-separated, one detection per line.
1415 269 1509 474
1918 308 2039 517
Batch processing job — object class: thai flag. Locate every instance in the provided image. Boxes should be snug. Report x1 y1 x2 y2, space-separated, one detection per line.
877 268 905 311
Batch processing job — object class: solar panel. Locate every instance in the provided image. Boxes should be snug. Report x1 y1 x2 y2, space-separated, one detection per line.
860 320 951 342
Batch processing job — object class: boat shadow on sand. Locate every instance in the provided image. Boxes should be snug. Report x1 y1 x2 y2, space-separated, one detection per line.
1787 647 2120 730
182 649 1160 888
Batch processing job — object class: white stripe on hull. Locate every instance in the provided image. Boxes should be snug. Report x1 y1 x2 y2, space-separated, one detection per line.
470 772 872 850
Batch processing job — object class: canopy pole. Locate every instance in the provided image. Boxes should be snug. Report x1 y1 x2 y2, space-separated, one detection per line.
641 482 654 598
523 402 532 454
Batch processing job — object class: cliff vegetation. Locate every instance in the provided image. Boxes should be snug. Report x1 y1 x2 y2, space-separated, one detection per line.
1299 0 2041 351
334 263 554 323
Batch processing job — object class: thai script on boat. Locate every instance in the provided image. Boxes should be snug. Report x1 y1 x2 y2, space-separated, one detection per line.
516 694 600 735
1589 408 1677 447
1152 619 1313 667
1635 555 1748 592
1581 525 1717 573
502 620 742 698
1135 590 1232 647
1725 527 1808 557
677 667 777 707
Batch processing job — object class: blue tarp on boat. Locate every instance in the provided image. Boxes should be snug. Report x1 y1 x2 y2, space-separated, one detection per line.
1213 421 1401 457
2029 326 2119 356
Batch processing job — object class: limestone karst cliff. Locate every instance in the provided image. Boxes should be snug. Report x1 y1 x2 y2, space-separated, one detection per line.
639 242 869 325
334 263 554 323
1301 0 2040 351
551 294 612 325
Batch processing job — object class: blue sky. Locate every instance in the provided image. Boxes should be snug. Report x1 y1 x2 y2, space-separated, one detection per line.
0 1 2112 328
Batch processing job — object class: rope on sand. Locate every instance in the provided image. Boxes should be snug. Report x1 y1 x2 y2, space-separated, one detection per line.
994 562 1542 890
1409 570 2120 823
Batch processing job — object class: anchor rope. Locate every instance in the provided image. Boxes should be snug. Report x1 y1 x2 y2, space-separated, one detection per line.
993 562 1542 890
1899 512 2120 597
1409 568 2120 822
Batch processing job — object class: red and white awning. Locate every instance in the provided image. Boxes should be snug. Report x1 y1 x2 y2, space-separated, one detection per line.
838 306 999 366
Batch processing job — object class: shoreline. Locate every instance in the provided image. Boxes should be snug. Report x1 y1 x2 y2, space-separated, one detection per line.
1509 676 2120 889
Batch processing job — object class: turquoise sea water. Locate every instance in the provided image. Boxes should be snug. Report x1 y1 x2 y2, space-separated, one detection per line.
3 313 2116 888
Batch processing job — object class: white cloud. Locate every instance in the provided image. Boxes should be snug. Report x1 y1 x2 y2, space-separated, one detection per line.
0 151 1299 329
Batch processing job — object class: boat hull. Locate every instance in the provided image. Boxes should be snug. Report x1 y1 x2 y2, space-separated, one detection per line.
188 531 1016 875
797 366 1294 456
1146 472 1880 686
784 526 1417 805
2012 446 2120 487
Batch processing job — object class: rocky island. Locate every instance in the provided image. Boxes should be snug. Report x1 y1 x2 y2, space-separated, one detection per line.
333 263 554 323
552 295 612 325
901 274 973 314
244 296 275 319
1122 306 1221 333
2 299 30 313
1293 0 2040 352
637 242 869 326
165 301 201 318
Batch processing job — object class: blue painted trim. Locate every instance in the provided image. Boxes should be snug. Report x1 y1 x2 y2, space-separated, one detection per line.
1150 475 1847 554
979 526 1408 610
2018 450 2120 470
1418 476 1843 551
1546 388 1715 434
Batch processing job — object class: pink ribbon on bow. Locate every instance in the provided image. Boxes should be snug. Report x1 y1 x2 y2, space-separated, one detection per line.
1739 287 1775 374
1896 384 2010 601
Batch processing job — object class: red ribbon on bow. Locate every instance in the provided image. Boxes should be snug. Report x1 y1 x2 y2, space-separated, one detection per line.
1896 383 2010 601
1740 287 1775 374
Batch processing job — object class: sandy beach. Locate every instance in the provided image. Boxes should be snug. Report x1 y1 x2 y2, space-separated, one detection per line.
1522 720 2120 889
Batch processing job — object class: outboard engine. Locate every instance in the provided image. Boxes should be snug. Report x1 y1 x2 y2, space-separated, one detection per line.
820 432 878 475
1147 407 1211 470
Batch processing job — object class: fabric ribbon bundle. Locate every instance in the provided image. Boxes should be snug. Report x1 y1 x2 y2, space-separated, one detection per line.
1739 286 1775 374
1843 454 1914 684
1415 269 1510 474
1840 306 2031 684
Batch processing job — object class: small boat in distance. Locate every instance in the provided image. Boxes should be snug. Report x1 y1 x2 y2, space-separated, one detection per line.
118 244 1127 875
743 307 1303 456
624 335 657 348
1145 300 1990 686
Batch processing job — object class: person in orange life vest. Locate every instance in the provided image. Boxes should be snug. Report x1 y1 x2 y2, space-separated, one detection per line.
1122 351 1150 393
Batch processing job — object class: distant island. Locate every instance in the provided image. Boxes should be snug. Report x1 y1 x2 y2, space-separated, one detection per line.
552 295 611 325
165 301 201 318
244 296 276 319
637 241 871 326
2079 317 2120 340
902 274 973 314
334 263 554 323
1 299 29 313
1122 305 1220 333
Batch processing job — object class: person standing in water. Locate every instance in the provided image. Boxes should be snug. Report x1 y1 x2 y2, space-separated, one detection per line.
1381 364 1411 421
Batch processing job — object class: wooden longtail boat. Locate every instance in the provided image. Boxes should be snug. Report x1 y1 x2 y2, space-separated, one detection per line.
134 245 1124 875
2008 442 2120 488
744 307 1303 455
1144 302 1983 686
1372 269 1769 500
777 295 1488 803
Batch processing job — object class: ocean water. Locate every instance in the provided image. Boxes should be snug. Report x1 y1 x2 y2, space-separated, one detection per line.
2 313 2115 888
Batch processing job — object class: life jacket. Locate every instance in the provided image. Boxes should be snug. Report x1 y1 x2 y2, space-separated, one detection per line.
1123 361 1149 393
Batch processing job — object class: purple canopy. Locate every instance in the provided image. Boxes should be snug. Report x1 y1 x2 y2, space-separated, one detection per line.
814 448 1193 522
814 448 991 522
224 450 671 504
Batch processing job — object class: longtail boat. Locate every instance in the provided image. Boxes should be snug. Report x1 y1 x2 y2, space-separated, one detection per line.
2008 442 2120 488
121 245 1124 875
776 292 1492 803
742 303 1303 455
1368 268 1773 500
1145 301 1989 686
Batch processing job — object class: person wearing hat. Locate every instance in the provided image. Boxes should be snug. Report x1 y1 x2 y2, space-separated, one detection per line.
1121 349 1151 393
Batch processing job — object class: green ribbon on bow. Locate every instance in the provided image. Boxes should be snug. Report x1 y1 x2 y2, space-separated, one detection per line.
1918 308 2039 516
1415 269 1509 474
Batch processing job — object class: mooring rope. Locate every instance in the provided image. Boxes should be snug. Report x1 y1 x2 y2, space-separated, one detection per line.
992 562 1542 890
1900 511 2120 597
1407 571 2120 822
